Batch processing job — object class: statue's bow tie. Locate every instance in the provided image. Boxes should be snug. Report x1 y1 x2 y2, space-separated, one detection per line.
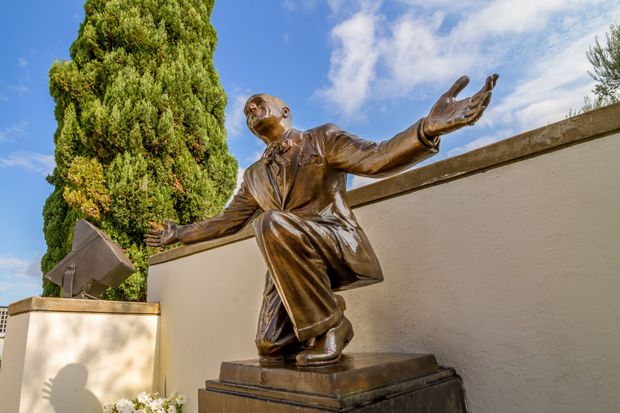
263 138 294 167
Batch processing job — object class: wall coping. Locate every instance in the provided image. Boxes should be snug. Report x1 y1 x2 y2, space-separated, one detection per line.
149 103 620 266
8 296 160 317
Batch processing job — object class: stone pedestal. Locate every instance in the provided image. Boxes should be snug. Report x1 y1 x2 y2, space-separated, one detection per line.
0 297 160 413
199 353 466 412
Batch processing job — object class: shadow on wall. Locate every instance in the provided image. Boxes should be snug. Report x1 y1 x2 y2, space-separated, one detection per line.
43 363 102 413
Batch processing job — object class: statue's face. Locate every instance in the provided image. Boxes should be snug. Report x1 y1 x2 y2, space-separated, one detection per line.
244 94 290 142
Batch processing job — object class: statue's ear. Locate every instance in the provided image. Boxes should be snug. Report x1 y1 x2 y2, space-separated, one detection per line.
282 107 290 118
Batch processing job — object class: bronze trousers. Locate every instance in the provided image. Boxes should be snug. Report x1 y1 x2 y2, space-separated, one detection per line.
253 211 347 356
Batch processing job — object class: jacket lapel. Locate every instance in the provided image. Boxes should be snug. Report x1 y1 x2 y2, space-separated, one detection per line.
244 159 281 209
280 131 303 208
264 159 283 206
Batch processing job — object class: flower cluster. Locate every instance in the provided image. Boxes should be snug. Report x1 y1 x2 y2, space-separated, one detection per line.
104 391 186 413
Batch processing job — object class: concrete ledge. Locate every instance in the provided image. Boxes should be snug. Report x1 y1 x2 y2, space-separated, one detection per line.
8 296 160 316
149 102 620 265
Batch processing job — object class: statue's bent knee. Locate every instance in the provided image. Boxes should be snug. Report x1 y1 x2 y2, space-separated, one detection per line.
253 210 297 237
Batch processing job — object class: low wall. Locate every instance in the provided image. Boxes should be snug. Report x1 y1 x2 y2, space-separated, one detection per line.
0 297 160 413
148 103 620 413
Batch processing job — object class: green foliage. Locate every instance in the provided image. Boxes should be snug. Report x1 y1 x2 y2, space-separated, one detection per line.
571 24 620 116
42 0 237 300
587 24 620 104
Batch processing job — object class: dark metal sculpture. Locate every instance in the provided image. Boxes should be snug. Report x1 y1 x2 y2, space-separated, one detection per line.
146 75 498 367
46 219 136 298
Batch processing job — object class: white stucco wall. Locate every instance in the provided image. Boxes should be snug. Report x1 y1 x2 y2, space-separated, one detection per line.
0 304 159 413
148 239 265 413
148 131 620 413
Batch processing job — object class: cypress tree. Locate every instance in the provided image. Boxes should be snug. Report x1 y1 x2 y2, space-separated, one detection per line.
42 0 237 300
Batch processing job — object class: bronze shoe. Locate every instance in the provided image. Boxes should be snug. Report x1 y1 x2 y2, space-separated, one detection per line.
295 317 354 367
259 353 297 365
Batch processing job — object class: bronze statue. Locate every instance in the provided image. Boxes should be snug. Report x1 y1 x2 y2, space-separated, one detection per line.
146 74 498 367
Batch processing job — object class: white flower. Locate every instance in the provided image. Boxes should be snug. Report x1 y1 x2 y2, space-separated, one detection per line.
174 393 187 405
137 391 151 404
149 398 164 410
103 401 115 413
115 398 135 413
108 392 184 413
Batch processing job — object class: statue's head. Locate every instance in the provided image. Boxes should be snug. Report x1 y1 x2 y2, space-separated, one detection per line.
244 94 292 144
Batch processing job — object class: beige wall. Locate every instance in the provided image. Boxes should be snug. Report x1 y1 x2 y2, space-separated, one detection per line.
148 117 620 412
344 132 620 413
148 239 265 413
0 299 160 413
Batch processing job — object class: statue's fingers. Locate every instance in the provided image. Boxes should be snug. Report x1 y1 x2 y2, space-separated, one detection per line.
442 76 469 98
479 74 498 95
481 89 492 108
487 73 499 90
469 97 488 114
144 236 162 246
148 224 163 234
463 107 480 118
464 106 486 124
471 74 497 103
468 91 491 111
463 100 488 120
466 111 483 124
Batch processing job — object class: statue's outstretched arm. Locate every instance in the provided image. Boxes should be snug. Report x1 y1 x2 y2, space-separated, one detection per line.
145 181 259 247
325 74 498 177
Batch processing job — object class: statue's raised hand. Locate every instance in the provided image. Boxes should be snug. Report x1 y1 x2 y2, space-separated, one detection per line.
424 74 498 137
145 219 179 247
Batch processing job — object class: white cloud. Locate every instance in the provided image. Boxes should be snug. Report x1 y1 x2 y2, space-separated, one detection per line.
225 166 246 206
483 7 617 132
350 174 383 189
246 151 263 164
317 0 619 123
283 0 317 13
327 0 346 15
18 57 28 68
379 12 473 93
9 84 30 95
0 256 41 279
447 135 503 157
0 121 27 142
225 92 249 139
315 10 380 118
0 152 55 175
395 0 484 9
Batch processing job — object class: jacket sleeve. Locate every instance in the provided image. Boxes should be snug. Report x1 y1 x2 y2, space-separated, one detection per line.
322 120 440 177
175 181 259 244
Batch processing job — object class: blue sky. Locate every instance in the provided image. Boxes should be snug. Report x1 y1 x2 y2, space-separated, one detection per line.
0 0 618 305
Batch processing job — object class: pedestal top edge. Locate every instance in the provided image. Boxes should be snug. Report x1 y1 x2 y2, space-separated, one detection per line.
8 296 160 316
218 353 440 397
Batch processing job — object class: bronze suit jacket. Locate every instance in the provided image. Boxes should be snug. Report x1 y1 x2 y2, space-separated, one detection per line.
177 120 439 290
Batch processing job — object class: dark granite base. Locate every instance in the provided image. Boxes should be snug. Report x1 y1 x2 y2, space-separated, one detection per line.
199 353 467 412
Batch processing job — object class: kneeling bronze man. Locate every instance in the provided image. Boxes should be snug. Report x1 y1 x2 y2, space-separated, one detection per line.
146 74 498 367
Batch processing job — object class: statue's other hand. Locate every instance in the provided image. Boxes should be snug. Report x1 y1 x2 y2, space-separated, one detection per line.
145 219 179 247
424 74 498 137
